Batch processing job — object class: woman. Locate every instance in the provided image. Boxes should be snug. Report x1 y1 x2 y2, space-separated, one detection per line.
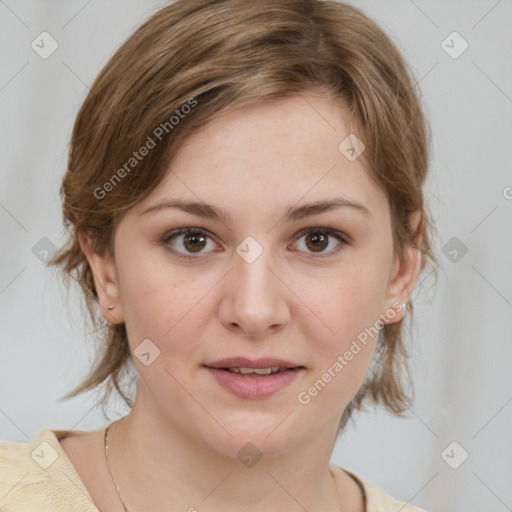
0 0 435 510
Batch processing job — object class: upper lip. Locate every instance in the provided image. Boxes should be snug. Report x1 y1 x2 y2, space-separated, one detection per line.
204 357 302 369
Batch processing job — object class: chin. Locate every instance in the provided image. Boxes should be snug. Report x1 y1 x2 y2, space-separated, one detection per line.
199 416 308 461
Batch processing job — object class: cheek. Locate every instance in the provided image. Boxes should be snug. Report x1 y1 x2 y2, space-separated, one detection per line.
296 284 383 421
301 250 392 348
116 248 219 359
293 250 392 414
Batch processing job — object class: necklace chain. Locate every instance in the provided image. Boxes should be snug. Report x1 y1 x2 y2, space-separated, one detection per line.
104 420 130 512
103 419 347 512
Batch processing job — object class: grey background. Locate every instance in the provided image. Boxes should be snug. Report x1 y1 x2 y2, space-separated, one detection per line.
1 1 511 511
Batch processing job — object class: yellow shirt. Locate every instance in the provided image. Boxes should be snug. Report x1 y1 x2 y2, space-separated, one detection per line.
0 428 429 511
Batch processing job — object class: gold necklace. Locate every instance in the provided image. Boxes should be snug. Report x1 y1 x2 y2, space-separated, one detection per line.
104 420 130 512
103 420 348 512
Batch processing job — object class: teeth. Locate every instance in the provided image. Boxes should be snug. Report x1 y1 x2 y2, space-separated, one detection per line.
227 367 282 375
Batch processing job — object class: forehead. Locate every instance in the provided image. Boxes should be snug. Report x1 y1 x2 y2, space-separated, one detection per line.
129 92 389 225
179 92 356 169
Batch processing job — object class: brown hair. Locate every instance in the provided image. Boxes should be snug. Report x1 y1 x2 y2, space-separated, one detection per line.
49 0 435 431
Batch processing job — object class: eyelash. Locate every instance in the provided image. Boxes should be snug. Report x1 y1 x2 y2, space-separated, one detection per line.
161 227 350 260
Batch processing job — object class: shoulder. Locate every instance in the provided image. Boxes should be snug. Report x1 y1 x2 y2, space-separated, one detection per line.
361 479 431 512
332 465 433 512
0 428 98 511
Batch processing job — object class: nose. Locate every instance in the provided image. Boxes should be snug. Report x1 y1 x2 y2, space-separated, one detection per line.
217 247 291 338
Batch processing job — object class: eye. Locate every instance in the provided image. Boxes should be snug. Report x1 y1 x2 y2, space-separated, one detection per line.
162 228 219 259
162 227 349 260
291 228 349 257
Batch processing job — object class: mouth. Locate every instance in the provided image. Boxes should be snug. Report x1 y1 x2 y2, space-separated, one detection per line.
203 357 305 399
204 357 304 376
207 366 301 376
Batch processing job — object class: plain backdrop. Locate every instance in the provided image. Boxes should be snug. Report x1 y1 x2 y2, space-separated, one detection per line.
1 1 511 511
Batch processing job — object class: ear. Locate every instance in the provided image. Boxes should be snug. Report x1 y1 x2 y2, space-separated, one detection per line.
78 230 124 324
382 211 423 324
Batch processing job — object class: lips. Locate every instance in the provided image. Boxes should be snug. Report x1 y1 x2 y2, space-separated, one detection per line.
203 357 305 399
204 357 302 370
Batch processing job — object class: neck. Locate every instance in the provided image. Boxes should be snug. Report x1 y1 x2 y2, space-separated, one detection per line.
107 388 347 512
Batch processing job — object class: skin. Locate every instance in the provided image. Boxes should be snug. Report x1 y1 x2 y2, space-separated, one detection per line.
72 90 422 512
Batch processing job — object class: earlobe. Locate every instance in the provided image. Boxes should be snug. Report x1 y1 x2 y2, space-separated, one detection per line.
78 230 124 324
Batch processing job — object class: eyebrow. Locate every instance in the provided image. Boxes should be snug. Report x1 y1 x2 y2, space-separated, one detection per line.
140 197 371 224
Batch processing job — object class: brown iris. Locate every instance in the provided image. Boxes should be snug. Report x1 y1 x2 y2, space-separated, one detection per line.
305 232 329 252
183 232 208 252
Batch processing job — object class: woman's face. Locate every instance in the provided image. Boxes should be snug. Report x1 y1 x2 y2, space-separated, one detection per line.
85 91 419 457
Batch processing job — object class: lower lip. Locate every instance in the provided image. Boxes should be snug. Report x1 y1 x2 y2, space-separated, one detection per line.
204 367 304 399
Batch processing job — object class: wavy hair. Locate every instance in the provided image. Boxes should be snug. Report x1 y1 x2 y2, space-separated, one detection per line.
49 0 436 431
